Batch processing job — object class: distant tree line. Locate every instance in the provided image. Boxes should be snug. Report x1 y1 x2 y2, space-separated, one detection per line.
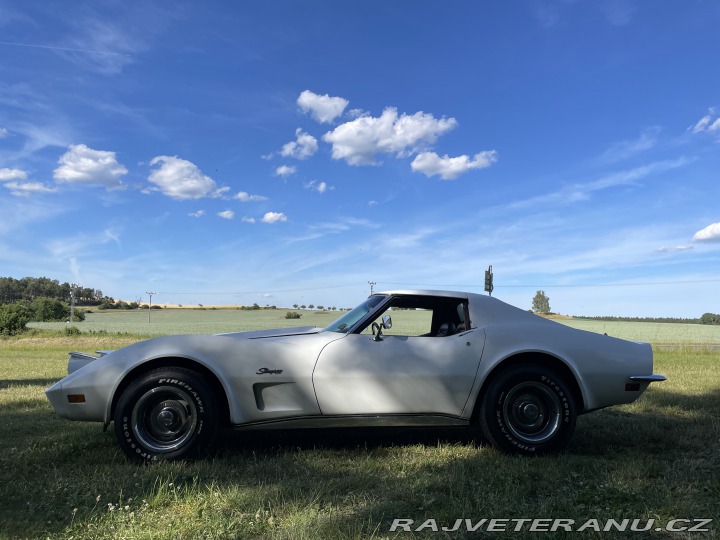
0 276 113 335
0 276 107 306
572 314 720 325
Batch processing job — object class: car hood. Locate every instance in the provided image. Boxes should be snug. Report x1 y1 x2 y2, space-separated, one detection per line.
216 326 323 339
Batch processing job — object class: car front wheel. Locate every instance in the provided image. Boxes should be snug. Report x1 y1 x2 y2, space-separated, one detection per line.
477 364 576 455
114 367 218 462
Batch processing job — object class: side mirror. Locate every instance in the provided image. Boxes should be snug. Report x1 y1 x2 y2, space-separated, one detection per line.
371 322 383 341
382 315 392 330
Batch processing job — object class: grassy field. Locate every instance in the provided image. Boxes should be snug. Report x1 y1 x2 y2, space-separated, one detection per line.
1 320 718 539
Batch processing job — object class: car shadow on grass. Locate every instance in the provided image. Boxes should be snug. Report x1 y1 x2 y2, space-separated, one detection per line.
0 378 60 390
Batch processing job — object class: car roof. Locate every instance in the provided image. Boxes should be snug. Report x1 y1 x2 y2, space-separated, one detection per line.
376 289 471 299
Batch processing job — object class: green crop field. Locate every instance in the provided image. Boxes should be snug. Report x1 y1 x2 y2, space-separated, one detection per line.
2 317 718 539
28 308 720 345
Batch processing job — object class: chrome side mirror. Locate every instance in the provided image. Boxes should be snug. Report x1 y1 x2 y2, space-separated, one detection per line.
382 315 392 330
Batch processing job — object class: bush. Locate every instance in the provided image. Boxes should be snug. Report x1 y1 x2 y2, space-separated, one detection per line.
285 311 302 320
0 302 32 335
64 325 81 336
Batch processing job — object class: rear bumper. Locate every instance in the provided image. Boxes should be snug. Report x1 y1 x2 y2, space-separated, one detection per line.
629 374 667 383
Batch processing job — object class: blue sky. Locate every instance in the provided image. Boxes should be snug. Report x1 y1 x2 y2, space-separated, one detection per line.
1 1 719 317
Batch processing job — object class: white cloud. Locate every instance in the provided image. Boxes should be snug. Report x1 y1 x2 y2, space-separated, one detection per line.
304 180 330 193
655 245 693 253
0 168 27 181
234 191 267 202
0 127 9 138
275 165 297 177
323 107 457 165
241 217 256 223
3 181 58 197
148 156 220 200
690 109 720 134
297 90 349 124
692 222 720 243
189 210 206 218
53 144 127 189
280 128 318 159
411 150 498 180
511 157 691 209
261 211 287 224
218 210 235 220
600 128 659 163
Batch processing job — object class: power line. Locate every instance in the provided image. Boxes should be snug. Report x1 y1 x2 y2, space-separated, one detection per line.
143 278 719 298
377 279 720 289
157 284 359 295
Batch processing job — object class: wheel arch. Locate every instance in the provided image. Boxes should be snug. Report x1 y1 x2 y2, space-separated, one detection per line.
471 351 586 421
109 357 231 428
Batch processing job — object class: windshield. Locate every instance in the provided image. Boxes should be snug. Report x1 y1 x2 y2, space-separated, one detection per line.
324 295 387 333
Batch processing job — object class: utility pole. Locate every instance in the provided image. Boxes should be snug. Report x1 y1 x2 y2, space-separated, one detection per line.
146 291 157 322
368 281 376 295
70 283 77 323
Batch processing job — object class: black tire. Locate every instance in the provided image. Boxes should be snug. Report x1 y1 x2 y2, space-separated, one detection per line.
477 364 576 456
114 367 218 462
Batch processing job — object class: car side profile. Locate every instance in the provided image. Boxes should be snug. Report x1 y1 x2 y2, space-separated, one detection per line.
46 290 666 461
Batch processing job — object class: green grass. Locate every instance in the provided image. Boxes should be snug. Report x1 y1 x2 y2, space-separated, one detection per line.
1 330 718 539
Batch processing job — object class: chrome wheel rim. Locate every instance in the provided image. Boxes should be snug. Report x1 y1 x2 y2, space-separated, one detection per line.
502 381 561 444
131 386 197 453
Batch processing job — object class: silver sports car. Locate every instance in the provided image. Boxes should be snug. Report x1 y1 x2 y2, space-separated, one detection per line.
46 290 666 461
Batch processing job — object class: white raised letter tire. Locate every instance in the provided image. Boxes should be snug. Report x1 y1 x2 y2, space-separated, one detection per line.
478 364 576 455
113 367 218 462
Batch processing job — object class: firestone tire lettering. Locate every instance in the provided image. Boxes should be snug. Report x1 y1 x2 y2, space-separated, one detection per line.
113 367 218 463
477 364 577 456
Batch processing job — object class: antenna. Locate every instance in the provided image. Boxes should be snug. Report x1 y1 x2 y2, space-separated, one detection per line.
368 281 376 295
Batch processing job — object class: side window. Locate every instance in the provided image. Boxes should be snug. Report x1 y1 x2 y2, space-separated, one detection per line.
358 296 467 337
361 308 433 337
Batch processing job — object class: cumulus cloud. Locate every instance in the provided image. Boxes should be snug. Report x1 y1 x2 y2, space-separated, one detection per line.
692 222 720 243
234 191 267 202
690 109 720 134
323 108 457 166
297 90 349 124
0 127 9 138
53 144 127 189
411 150 498 180
189 210 206 218
148 156 221 200
280 128 318 159
304 180 331 193
241 217 256 223
3 181 58 197
218 210 235 220
261 211 287 224
275 165 297 177
0 168 28 181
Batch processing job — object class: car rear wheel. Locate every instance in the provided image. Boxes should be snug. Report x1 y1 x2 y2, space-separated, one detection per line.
114 367 218 462
477 364 576 455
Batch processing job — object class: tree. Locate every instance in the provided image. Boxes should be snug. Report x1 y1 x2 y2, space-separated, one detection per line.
532 291 551 314
293 304 299 309
700 312 720 325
